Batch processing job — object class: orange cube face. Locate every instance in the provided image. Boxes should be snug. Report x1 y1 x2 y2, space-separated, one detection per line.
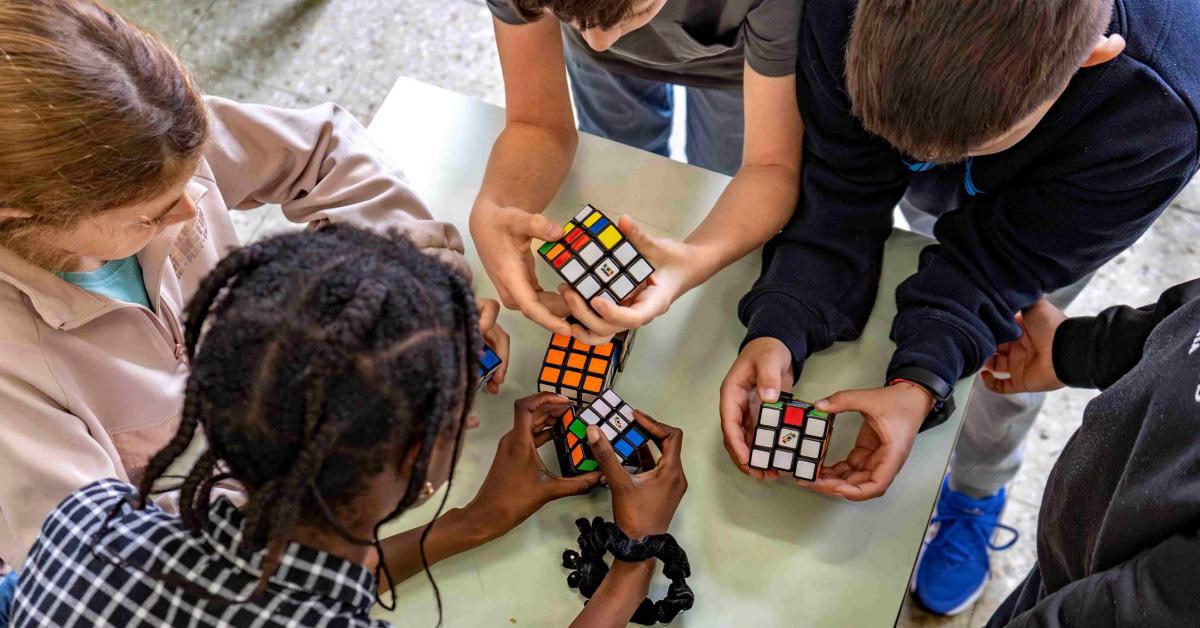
537 332 627 406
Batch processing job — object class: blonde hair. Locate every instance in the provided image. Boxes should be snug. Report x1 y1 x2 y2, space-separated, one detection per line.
0 0 208 263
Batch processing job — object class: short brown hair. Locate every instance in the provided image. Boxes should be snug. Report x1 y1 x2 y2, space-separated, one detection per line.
510 0 639 30
0 0 208 258
847 0 1112 161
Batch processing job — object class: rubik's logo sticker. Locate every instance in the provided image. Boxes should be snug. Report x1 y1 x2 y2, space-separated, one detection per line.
537 205 654 307
553 389 654 477
747 393 834 481
537 331 633 405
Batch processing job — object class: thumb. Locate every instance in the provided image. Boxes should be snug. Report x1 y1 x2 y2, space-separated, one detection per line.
587 425 629 484
753 350 790 404
525 212 564 242
814 389 863 414
550 470 603 499
616 215 660 255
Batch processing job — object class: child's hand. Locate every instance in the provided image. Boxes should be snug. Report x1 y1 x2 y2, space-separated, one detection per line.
557 216 700 345
470 201 572 336
464 393 602 541
586 411 686 539
719 337 794 480
804 383 932 500
476 298 510 395
982 298 1067 394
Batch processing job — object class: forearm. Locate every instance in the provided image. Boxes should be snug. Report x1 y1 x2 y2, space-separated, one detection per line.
682 162 799 289
569 560 655 628
376 507 492 592
473 121 577 214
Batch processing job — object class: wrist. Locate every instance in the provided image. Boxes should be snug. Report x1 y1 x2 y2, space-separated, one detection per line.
441 505 500 546
887 380 935 415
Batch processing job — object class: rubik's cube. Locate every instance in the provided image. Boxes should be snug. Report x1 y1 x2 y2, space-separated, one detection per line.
553 389 654 477
476 344 502 390
536 329 635 406
747 393 835 482
537 205 654 307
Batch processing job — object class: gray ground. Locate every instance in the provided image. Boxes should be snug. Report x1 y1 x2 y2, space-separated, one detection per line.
107 1 1200 625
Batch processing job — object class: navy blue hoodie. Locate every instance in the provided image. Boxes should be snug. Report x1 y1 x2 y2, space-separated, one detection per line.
739 0 1200 402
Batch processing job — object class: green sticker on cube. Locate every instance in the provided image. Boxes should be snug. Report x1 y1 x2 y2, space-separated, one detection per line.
577 459 598 472
809 410 829 420
569 419 588 439
538 241 555 256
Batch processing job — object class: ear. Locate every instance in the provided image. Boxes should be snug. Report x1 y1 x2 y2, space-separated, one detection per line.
1081 34 1126 68
0 207 34 221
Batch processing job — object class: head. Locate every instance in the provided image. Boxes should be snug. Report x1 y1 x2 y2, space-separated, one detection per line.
847 0 1125 162
0 0 208 271
510 0 669 52
131 226 479 600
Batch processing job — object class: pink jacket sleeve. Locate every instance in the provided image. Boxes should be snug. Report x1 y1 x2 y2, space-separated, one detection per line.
201 96 469 276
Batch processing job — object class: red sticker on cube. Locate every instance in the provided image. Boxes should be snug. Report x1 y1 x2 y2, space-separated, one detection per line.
784 405 806 427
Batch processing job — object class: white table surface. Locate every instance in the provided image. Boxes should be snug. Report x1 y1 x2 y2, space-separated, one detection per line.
366 77 971 627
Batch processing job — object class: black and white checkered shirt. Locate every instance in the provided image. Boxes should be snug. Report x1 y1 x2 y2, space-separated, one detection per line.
11 480 389 627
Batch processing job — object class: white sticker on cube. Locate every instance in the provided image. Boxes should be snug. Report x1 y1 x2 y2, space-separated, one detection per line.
592 291 617 306
772 449 794 470
800 438 822 459
750 449 771 469
628 258 653 282
579 242 603 265
613 242 638 265
609 415 629 431
560 259 585 283
754 428 775 449
595 258 619 283
794 460 817 481
575 206 594 222
580 409 602 425
602 390 622 406
575 276 601 299
600 423 618 441
759 406 781 427
805 417 827 438
591 399 611 416
618 404 634 420
610 275 636 299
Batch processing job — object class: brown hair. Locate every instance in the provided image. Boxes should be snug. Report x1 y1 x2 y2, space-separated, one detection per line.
510 0 640 30
847 0 1113 161
0 0 208 258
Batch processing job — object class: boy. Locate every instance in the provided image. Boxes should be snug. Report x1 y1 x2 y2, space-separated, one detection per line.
982 281 1200 626
718 0 1200 615
471 0 804 343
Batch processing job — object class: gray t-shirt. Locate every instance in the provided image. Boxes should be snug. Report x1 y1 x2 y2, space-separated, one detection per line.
486 0 800 89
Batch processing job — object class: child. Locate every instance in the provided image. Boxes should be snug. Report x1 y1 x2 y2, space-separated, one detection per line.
976 281 1200 625
471 0 804 343
719 0 1200 614
0 0 505 576
9 226 688 627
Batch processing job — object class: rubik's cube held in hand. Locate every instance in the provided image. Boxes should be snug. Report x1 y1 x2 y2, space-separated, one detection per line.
476 344 503 390
537 205 654 308
553 389 655 477
747 393 835 482
537 329 635 406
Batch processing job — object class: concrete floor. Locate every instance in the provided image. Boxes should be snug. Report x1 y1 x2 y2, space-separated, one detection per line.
107 1 1200 625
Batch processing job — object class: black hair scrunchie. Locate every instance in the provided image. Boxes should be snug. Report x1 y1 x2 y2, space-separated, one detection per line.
560 516 694 625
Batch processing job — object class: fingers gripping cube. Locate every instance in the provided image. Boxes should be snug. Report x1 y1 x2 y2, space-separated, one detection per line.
747 393 835 482
552 389 655 477
537 205 654 308
536 329 635 406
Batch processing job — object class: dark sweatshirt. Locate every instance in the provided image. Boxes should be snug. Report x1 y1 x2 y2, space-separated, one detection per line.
986 279 1200 627
739 0 1200 406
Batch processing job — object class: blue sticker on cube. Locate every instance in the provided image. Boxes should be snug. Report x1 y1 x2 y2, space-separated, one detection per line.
625 428 645 447
614 439 635 458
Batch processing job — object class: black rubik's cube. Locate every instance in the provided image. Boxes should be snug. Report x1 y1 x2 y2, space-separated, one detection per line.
476 344 503 390
552 389 655 477
537 205 654 308
536 328 635 406
747 393 835 482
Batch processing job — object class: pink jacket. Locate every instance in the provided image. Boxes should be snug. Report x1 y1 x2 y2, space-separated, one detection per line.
0 97 465 566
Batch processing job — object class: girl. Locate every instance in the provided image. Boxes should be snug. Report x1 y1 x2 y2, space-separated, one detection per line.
10 226 687 626
0 0 505 572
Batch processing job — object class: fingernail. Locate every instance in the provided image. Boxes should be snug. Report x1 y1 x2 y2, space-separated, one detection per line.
586 426 599 443
599 475 608 486
761 388 779 402
815 398 829 410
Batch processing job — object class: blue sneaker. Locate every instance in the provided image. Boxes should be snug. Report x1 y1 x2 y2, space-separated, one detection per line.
912 478 1018 616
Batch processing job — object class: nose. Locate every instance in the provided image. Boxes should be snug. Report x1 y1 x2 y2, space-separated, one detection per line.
580 27 621 52
161 193 198 228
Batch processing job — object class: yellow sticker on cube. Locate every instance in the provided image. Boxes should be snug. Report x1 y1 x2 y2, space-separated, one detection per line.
597 225 623 249
583 212 602 227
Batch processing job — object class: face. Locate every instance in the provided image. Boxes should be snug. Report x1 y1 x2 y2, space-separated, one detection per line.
572 0 669 52
36 179 196 271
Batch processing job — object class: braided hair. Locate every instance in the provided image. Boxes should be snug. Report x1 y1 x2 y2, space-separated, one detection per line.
119 224 480 615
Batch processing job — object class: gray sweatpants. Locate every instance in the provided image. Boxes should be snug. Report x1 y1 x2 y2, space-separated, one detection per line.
899 200 1091 499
